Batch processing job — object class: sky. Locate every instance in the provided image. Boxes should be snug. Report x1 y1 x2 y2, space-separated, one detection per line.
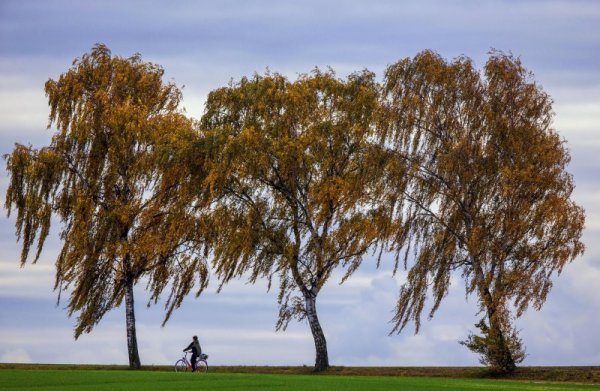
0 0 599 367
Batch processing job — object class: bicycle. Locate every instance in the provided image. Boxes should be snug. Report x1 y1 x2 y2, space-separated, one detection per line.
174 351 209 373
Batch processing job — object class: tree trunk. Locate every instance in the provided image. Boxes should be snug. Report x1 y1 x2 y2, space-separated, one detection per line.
303 290 329 372
475 263 517 374
487 310 516 374
125 275 141 369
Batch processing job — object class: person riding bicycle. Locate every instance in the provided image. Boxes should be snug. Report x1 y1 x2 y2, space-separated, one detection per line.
183 335 202 372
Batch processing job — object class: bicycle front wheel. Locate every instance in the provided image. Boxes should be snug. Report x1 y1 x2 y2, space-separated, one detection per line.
174 359 188 372
195 359 208 373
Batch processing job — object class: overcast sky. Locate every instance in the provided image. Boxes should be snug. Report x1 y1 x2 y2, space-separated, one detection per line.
0 0 599 367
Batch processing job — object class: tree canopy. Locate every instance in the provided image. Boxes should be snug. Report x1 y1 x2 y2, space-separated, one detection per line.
5 45 585 373
199 69 398 371
381 50 585 372
4 44 209 368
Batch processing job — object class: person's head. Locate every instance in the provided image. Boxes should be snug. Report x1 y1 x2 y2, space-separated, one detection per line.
193 335 198 341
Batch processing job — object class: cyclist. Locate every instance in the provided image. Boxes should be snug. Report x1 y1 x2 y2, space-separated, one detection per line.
183 335 202 372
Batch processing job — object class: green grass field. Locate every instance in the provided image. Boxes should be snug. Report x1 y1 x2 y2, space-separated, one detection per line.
1 370 599 391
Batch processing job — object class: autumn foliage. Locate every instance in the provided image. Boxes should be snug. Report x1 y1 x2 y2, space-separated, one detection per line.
382 51 585 373
198 69 395 371
5 45 209 369
4 45 585 373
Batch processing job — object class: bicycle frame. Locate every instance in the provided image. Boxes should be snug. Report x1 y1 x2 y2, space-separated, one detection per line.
175 351 208 372
180 352 193 369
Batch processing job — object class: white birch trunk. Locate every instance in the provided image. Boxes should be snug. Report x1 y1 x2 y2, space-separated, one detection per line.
304 290 329 371
125 276 141 369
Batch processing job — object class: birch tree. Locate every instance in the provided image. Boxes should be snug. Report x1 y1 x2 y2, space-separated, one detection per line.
200 70 397 371
382 51 585 373
4 44 210 369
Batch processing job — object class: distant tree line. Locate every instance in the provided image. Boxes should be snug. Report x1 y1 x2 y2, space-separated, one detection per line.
5 44 584 374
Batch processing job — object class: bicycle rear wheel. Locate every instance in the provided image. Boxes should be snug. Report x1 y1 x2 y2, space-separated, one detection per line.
195 359 208 373
174 359 188 372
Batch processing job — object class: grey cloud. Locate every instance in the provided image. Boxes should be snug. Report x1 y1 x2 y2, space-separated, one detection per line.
2 0 599 79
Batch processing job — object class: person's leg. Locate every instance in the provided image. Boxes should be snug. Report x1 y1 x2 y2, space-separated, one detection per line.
191 353 198 372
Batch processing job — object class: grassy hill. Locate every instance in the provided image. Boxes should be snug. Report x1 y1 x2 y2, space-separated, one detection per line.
1 364 599 389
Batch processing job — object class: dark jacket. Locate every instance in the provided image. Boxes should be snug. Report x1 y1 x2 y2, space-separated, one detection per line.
184 340 202 355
